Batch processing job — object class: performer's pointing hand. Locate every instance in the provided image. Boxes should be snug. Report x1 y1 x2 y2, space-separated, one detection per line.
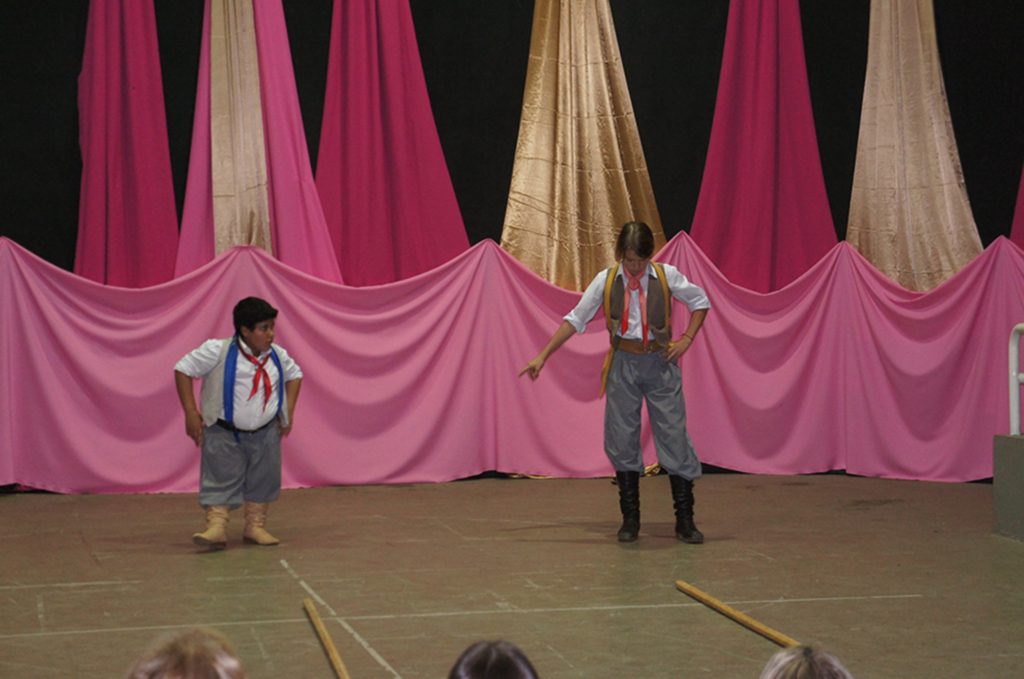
519 357 546 380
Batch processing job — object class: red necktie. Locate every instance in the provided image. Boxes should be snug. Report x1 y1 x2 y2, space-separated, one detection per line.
622 267 648 346
239 342 273 410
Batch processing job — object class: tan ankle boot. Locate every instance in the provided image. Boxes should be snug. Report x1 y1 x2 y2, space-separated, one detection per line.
193 505 230 549
243 501 279 545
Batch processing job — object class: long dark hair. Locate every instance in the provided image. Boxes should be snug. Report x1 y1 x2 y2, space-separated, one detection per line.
448 641 539 679
615 221 655 260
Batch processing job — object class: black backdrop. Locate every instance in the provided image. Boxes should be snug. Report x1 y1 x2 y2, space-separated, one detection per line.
1 1 1021 274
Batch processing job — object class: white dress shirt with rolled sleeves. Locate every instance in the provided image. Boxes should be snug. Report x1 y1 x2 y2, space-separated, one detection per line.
176 339 303 432
563 263 710 342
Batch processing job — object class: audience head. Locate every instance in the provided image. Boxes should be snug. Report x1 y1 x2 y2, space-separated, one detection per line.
127 628 247 679
448 640 539 679
759 645 853 679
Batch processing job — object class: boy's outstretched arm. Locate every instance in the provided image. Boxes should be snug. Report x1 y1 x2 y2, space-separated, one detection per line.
519 321 577 380
175 370 204 446
279 378 302 437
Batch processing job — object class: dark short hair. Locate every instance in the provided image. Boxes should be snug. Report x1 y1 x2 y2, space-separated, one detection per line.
448 641 538 679
615 221 655 260
233 297 278 335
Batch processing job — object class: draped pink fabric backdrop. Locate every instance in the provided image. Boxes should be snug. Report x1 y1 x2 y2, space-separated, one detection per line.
174 0 343 284
1011 164 1024 248
315 0 469 286
688 0 837 293
661 233 1022 482
76 0 178 287
1 232 1018 494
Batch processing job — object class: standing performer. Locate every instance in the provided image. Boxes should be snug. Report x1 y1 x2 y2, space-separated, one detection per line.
520 222 710 543
175 297 303 549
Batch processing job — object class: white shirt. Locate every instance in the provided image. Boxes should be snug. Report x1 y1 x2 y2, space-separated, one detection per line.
176 339 303 431
563 263 710 342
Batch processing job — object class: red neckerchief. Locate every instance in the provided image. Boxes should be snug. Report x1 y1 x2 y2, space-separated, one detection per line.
238 340 272 410
622 266 648 346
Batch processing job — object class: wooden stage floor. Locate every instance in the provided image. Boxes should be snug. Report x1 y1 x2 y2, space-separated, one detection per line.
1 473 1021 678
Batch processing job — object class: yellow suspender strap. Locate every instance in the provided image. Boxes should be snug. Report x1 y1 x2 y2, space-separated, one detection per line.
600 264 619 396
603 263 620 332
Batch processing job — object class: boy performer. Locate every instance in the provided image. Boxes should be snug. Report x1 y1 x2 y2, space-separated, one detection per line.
520 222 710 543
175 297 302 549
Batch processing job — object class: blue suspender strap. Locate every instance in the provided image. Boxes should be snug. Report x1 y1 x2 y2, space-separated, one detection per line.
223 340 282 440
270 347 284 421
223 338 240 440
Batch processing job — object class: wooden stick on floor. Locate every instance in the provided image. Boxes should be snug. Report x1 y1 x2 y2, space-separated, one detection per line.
675 580 800 648
303 598 353 679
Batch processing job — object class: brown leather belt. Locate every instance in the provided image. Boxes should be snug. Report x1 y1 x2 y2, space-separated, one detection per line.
616 338 666 355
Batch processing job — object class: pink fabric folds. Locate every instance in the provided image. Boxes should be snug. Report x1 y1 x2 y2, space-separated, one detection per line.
315 0 469 286
0 237 606 493
1 230 1020 494
1011 164 1024 248
659 232 1023 482
76 0 178 287
175 0 343 284
688 0 837 293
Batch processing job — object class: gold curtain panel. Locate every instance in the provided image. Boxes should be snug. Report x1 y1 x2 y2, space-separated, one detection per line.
501 0 664 292
210 0 272 256
846 0 981 291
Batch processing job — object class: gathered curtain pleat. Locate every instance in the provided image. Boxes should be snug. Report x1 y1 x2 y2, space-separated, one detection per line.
75 0 179 287
315 0 469 287
175 0 342 283
251 0 343 282
174 0 217 276
209 0 272 257
688 0 837 293
500 0 664 292
846 0 982 291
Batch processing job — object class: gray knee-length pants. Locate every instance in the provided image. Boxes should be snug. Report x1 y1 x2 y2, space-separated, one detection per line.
199 421 282 509
604 350 702 480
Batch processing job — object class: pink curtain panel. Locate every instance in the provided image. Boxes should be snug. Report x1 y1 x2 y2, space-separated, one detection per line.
76 0 178 287
315 0 469 286
689 0 837 293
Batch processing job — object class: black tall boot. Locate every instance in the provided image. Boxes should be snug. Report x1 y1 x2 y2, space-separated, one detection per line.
615 471 641 542
669 475 704 544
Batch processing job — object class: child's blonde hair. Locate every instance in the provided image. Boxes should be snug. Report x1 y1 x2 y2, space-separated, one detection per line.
127 628 247 679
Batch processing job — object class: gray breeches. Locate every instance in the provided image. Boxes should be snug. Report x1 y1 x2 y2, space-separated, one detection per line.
199 421 282 508
603 350 702 480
